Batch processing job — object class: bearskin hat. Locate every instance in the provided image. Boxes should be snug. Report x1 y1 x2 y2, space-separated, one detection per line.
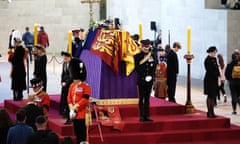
30 78 42 88
69 58 87 81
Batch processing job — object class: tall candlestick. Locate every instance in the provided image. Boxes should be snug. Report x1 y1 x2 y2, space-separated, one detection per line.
34 23 38 46
187 27 191 54
139 23 143 41
68 31 72 55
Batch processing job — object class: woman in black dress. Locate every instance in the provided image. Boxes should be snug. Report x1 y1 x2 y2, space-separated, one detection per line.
204 46 220 118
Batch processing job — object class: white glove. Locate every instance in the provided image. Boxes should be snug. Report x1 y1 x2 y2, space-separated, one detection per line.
69 110 76 120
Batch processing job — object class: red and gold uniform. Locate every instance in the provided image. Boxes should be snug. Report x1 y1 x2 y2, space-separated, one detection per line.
67 82 91 119
154 61 167 99
34 91 50 115
67 81 91 143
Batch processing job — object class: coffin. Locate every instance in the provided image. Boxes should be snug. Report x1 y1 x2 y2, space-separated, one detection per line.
80 49 138 99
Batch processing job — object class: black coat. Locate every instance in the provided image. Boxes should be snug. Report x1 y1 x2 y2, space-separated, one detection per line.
203 56 220 96
9 46 27 90
134 51 158 86
166 49 179 84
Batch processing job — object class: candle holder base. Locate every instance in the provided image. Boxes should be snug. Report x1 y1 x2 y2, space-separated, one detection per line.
185 103 195 114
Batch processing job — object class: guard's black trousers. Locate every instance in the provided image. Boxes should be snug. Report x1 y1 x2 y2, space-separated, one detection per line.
138 83 152 118
73 119 86 144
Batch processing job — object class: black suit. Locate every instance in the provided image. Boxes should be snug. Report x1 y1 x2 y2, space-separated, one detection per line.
134 51 157 119
166 49 179 102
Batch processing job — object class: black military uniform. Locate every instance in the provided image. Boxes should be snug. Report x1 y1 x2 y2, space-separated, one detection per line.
134 39 157 122
60 51 73 124
33 45 47 92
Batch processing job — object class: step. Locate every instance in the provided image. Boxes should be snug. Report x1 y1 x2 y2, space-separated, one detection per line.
4 97 240 144
89 127 240 144
49 95 186 116
88 114 231 134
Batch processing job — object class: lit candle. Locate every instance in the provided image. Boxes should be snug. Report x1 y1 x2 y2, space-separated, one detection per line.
187 27 191 54
34 23 38 46
139 23 143 41
68 31 73 55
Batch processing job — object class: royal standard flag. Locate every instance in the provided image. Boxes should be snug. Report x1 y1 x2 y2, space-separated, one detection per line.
119 31 140 76
90 29 120 74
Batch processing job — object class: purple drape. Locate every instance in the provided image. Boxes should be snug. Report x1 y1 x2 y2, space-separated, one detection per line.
80 50 138 99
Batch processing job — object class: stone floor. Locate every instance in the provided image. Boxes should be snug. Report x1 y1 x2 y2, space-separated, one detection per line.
0 53 240 126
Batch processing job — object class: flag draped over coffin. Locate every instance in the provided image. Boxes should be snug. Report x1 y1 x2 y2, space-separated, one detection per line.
90 29 120 74
119 31 140 76
84 26 140 76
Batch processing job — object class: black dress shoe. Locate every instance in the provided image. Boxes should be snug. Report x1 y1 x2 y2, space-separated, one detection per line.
139 117 144 122
64 119 72 125
232 111 237 115
207 112 216 118
144 117 153 121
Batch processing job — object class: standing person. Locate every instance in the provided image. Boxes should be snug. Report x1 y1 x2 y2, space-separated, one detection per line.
29 78 50 116
0 108 14 144
134 39 158 122
24 95 44 131
72 29 83 58
217 53 227 103
33 46 47 92
225 51 240 115
7 108 34 144
67 58 90 144
154 46 168 99
27 115 59 144
38 26 49 48
8 38 28 101
60 51 73 124
166 42 181 103
22 26 34 63
204 46 220 118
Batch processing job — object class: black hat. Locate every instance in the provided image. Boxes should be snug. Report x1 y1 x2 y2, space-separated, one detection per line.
30 78 42 88
207 46 217 53
140 39 151 46
69 58 87 81
61 51 71 57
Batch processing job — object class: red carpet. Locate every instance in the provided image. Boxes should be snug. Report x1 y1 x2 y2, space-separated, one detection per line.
3 95 240 144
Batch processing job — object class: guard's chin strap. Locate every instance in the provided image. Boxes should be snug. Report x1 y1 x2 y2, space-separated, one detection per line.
35 86 44 95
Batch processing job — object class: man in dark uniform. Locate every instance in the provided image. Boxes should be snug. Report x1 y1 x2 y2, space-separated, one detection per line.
134 39 157 122
59 51 73 124
33 45 47 92
166 42 181 103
